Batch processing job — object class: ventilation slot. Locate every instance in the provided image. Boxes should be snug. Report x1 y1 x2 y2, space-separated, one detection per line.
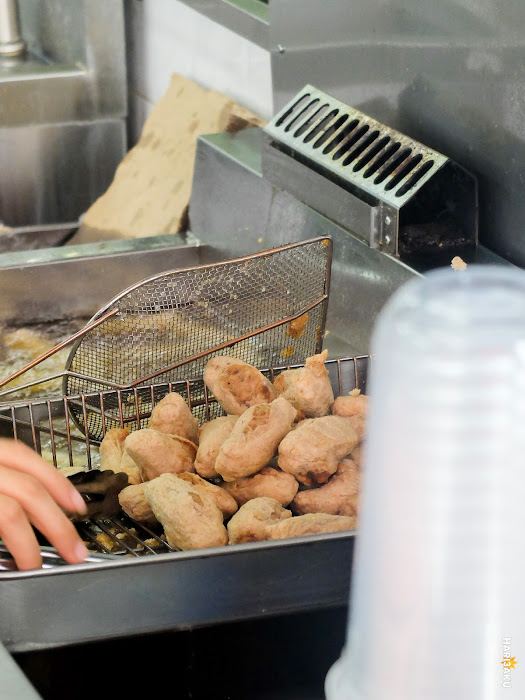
342 130 380 167
284 98 320 133
374 148 412 185
384 154 422 191
323 119 359 155
313 115 348 150
295 104 329 138
395 160 434 197
304 109 339 144
276 93 310 127
363 143 400 178
333 124 369 161
353 136 390 173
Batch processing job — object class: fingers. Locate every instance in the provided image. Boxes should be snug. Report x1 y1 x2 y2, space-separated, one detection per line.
0 493 43 570
0 464 88 570
0 439 87 515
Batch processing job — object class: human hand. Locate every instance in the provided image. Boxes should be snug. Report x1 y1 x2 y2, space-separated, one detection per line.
0 439 88 570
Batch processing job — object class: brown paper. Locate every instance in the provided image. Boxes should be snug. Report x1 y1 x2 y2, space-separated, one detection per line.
71 74 264 244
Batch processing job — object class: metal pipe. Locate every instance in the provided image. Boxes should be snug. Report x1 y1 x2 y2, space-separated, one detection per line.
0 0 25 56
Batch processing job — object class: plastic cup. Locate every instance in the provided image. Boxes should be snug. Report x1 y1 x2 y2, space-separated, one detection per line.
326 266 525 699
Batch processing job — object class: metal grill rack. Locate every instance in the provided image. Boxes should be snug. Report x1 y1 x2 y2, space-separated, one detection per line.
0 355 368 559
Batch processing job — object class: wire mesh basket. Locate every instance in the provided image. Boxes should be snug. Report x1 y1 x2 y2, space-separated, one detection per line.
0 237 332 443
0 355 369 559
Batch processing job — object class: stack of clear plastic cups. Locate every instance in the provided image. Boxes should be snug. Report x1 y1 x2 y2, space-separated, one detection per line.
326 266 525 699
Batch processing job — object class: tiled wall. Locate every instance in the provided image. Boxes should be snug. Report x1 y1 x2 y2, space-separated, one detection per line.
125 0 273 144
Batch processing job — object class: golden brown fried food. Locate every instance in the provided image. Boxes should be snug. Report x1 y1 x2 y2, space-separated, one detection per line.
194 415 238 479
273 349 334 418
223 467 299 507
331 388 368 417
144 473 227 550
286 313 309 339
215 397 297 481
290 458 360 517
349 443 364 470
149 391 199 443
100 428 129 471
278 415 359 486
99 427 142 485
124 428 196 481
118 483 157 524
119 451 143 485
175 472 238 518
227 497 292 544
344 414 366 443
203 356 277 415
266 512 356 540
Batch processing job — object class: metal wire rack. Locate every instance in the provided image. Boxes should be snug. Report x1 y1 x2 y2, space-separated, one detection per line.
0 355 368 560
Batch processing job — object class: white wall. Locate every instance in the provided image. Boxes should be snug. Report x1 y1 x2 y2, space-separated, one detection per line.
125 0 273 144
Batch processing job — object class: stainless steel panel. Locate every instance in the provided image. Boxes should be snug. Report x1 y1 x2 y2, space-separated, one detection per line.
190 129 419 355
0 222 76 253
9 0 127 124
262 142 379 248
0 1 127 228
178 0 269 48
0 120 125 227
0 238 214 325
0 533 354 652
269 0 525 267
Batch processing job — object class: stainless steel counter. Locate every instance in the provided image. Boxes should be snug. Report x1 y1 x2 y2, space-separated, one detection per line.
0 0 127 228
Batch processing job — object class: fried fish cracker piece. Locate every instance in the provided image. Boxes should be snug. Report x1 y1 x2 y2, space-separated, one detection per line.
144 473 227 550
203 356 277 415
278 415 358 486
215 397 296 482
175 472 238 518
266 512 356 540
194 415 238 479
124 428 196 482
273 349 334 418
344 414 366 443
349 443 364 470
290 458 360 517
149 392 199 443
100 427 142 485
227 497 291 544
118 483 156 524
223 466 298 507
331 389 368 418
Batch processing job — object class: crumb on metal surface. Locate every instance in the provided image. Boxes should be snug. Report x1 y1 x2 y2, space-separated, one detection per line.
451 256 467 271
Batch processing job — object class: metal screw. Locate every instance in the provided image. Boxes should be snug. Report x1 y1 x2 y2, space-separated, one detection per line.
385 235 391 245
277 44 285 54
385 216 392 225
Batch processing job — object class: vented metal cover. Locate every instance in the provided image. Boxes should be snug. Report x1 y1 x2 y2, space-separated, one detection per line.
263 85 478 259
265 85 447 209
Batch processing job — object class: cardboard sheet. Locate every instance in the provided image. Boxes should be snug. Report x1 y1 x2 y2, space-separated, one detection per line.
71 74 264 244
